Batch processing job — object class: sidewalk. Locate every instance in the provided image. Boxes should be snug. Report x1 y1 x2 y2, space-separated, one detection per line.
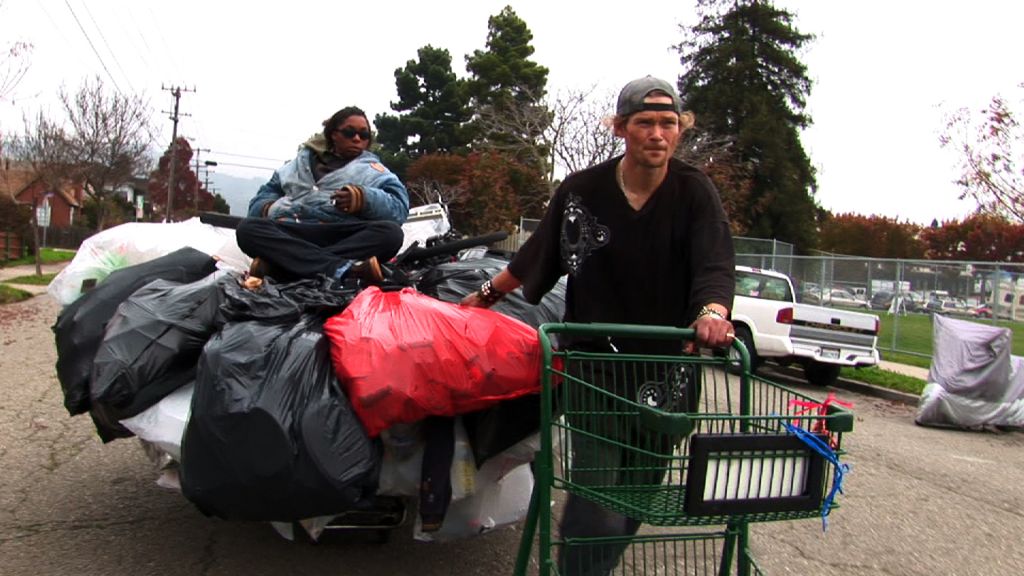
878 359 930 380
0 262 67 296
827 359 929 406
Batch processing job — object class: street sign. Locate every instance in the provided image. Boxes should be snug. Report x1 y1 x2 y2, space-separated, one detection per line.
35 199 51 228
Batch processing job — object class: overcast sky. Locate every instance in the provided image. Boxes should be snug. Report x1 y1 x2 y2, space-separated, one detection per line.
1 0 1020 225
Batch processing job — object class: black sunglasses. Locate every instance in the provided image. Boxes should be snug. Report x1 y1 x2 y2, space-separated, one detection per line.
335 127 371 140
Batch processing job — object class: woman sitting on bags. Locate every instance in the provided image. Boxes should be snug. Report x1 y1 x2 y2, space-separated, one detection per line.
236 106 409 286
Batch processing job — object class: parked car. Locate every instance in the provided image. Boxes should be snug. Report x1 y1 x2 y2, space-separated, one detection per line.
730 266 880 387
925 299 972 317
904 292 927 313
970 303 993 318
820 288 869 309
871 291 926 313
870 290 895 310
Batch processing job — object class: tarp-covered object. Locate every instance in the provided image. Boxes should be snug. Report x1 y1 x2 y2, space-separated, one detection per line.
91 273 225 421
916 314 1024 428
180 277 378 522
53 247 218 421
324 286 545 438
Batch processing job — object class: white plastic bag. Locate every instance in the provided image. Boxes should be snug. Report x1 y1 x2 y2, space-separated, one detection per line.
119 383 193 462
414 462 534 542
48 218 249 306
413 432 539 542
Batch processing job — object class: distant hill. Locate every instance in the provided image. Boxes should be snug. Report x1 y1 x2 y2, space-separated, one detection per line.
209 173 265 216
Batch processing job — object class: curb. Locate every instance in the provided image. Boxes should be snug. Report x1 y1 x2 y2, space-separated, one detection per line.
832 377 920 406
762 365 921 406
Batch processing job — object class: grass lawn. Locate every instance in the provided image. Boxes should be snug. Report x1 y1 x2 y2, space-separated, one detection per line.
818 306 1024 392
0 248 74 304
873 311 1024 359
841 365 926 395
1 248 76 267
3 273 57 285
0 284 33 305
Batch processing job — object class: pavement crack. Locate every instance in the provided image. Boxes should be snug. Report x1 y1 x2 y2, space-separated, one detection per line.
0 512 194 543
198 527 218 575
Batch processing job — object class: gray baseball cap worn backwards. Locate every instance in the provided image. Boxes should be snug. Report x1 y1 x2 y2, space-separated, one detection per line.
616 76 682 116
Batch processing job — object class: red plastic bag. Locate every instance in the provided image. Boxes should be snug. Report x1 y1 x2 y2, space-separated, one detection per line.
324 287 544 437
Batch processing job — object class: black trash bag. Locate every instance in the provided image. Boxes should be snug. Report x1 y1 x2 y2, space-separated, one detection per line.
52 247 218 423
218 273 353 323
90 273 226 422
416 255 566 467
415 255 566 327
180 294 379 521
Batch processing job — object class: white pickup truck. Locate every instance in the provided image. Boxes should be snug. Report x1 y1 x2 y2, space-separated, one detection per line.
730 265 881 387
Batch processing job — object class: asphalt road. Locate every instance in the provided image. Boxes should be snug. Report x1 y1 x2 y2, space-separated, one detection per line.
2 294 1022 576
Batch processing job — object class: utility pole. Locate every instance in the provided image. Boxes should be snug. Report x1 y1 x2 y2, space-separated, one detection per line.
161 85 194 222
193 147 210 214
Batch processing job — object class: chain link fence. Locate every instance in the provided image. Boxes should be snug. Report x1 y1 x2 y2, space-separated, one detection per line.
737 250 1024 359
493 226 1022 360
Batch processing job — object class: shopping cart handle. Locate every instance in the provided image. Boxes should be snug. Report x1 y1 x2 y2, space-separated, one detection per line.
637 405 694 437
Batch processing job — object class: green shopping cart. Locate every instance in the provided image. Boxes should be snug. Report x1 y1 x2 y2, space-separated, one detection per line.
514 323 854 576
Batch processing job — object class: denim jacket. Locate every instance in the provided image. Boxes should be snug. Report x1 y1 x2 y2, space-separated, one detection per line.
247 140 409 224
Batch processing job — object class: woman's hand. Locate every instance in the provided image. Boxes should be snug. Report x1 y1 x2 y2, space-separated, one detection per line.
331 184 364 214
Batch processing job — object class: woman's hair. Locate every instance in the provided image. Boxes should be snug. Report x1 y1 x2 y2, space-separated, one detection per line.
322 106 372 144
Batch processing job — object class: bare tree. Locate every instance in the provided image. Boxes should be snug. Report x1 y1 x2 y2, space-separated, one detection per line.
6 113 71 273
0 40 30 103
547 85 622 179
405 177 468 209
940 83 1024 223
14 112 73 171
676 126 755 233
60 76 154 230
0 0 31 106
12 77 153 230
473 87 553 185
0 0 33 151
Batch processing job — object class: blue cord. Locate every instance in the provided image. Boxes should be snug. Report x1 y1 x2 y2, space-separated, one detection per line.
782 420 850 532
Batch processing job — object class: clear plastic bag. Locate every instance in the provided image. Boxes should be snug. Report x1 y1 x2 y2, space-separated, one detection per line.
48 218 249 306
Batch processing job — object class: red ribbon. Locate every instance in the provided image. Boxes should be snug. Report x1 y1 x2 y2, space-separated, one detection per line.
789 393 853 446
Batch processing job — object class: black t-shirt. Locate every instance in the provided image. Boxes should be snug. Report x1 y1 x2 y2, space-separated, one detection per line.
508 157 735 353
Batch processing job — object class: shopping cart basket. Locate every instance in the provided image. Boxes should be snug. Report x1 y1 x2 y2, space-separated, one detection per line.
514 323 854 576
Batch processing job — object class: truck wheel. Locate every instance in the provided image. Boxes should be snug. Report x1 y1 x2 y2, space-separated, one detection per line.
727 326 760 375
804 361 841 387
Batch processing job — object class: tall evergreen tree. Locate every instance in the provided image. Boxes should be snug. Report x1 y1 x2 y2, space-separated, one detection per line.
454 5 552 227
374 45 472 158
464 6 549 110
464 5 551 169
677 0 819 249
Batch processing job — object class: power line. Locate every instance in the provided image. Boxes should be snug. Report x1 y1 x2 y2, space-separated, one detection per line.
62 0 122 94
143 5 182 82
78 1 135 93
208 161 277 171
209 150 288 163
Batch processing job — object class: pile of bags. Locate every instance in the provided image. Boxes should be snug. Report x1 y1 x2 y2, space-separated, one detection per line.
49 219 565 541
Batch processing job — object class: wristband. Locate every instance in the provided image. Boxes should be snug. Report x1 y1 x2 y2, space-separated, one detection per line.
478 279 506 306
697 305 726 320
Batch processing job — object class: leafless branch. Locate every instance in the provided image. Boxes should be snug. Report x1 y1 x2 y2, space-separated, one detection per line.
0 39 31 103
405 177 469 209
547 85 623 178
940 84 1024 223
